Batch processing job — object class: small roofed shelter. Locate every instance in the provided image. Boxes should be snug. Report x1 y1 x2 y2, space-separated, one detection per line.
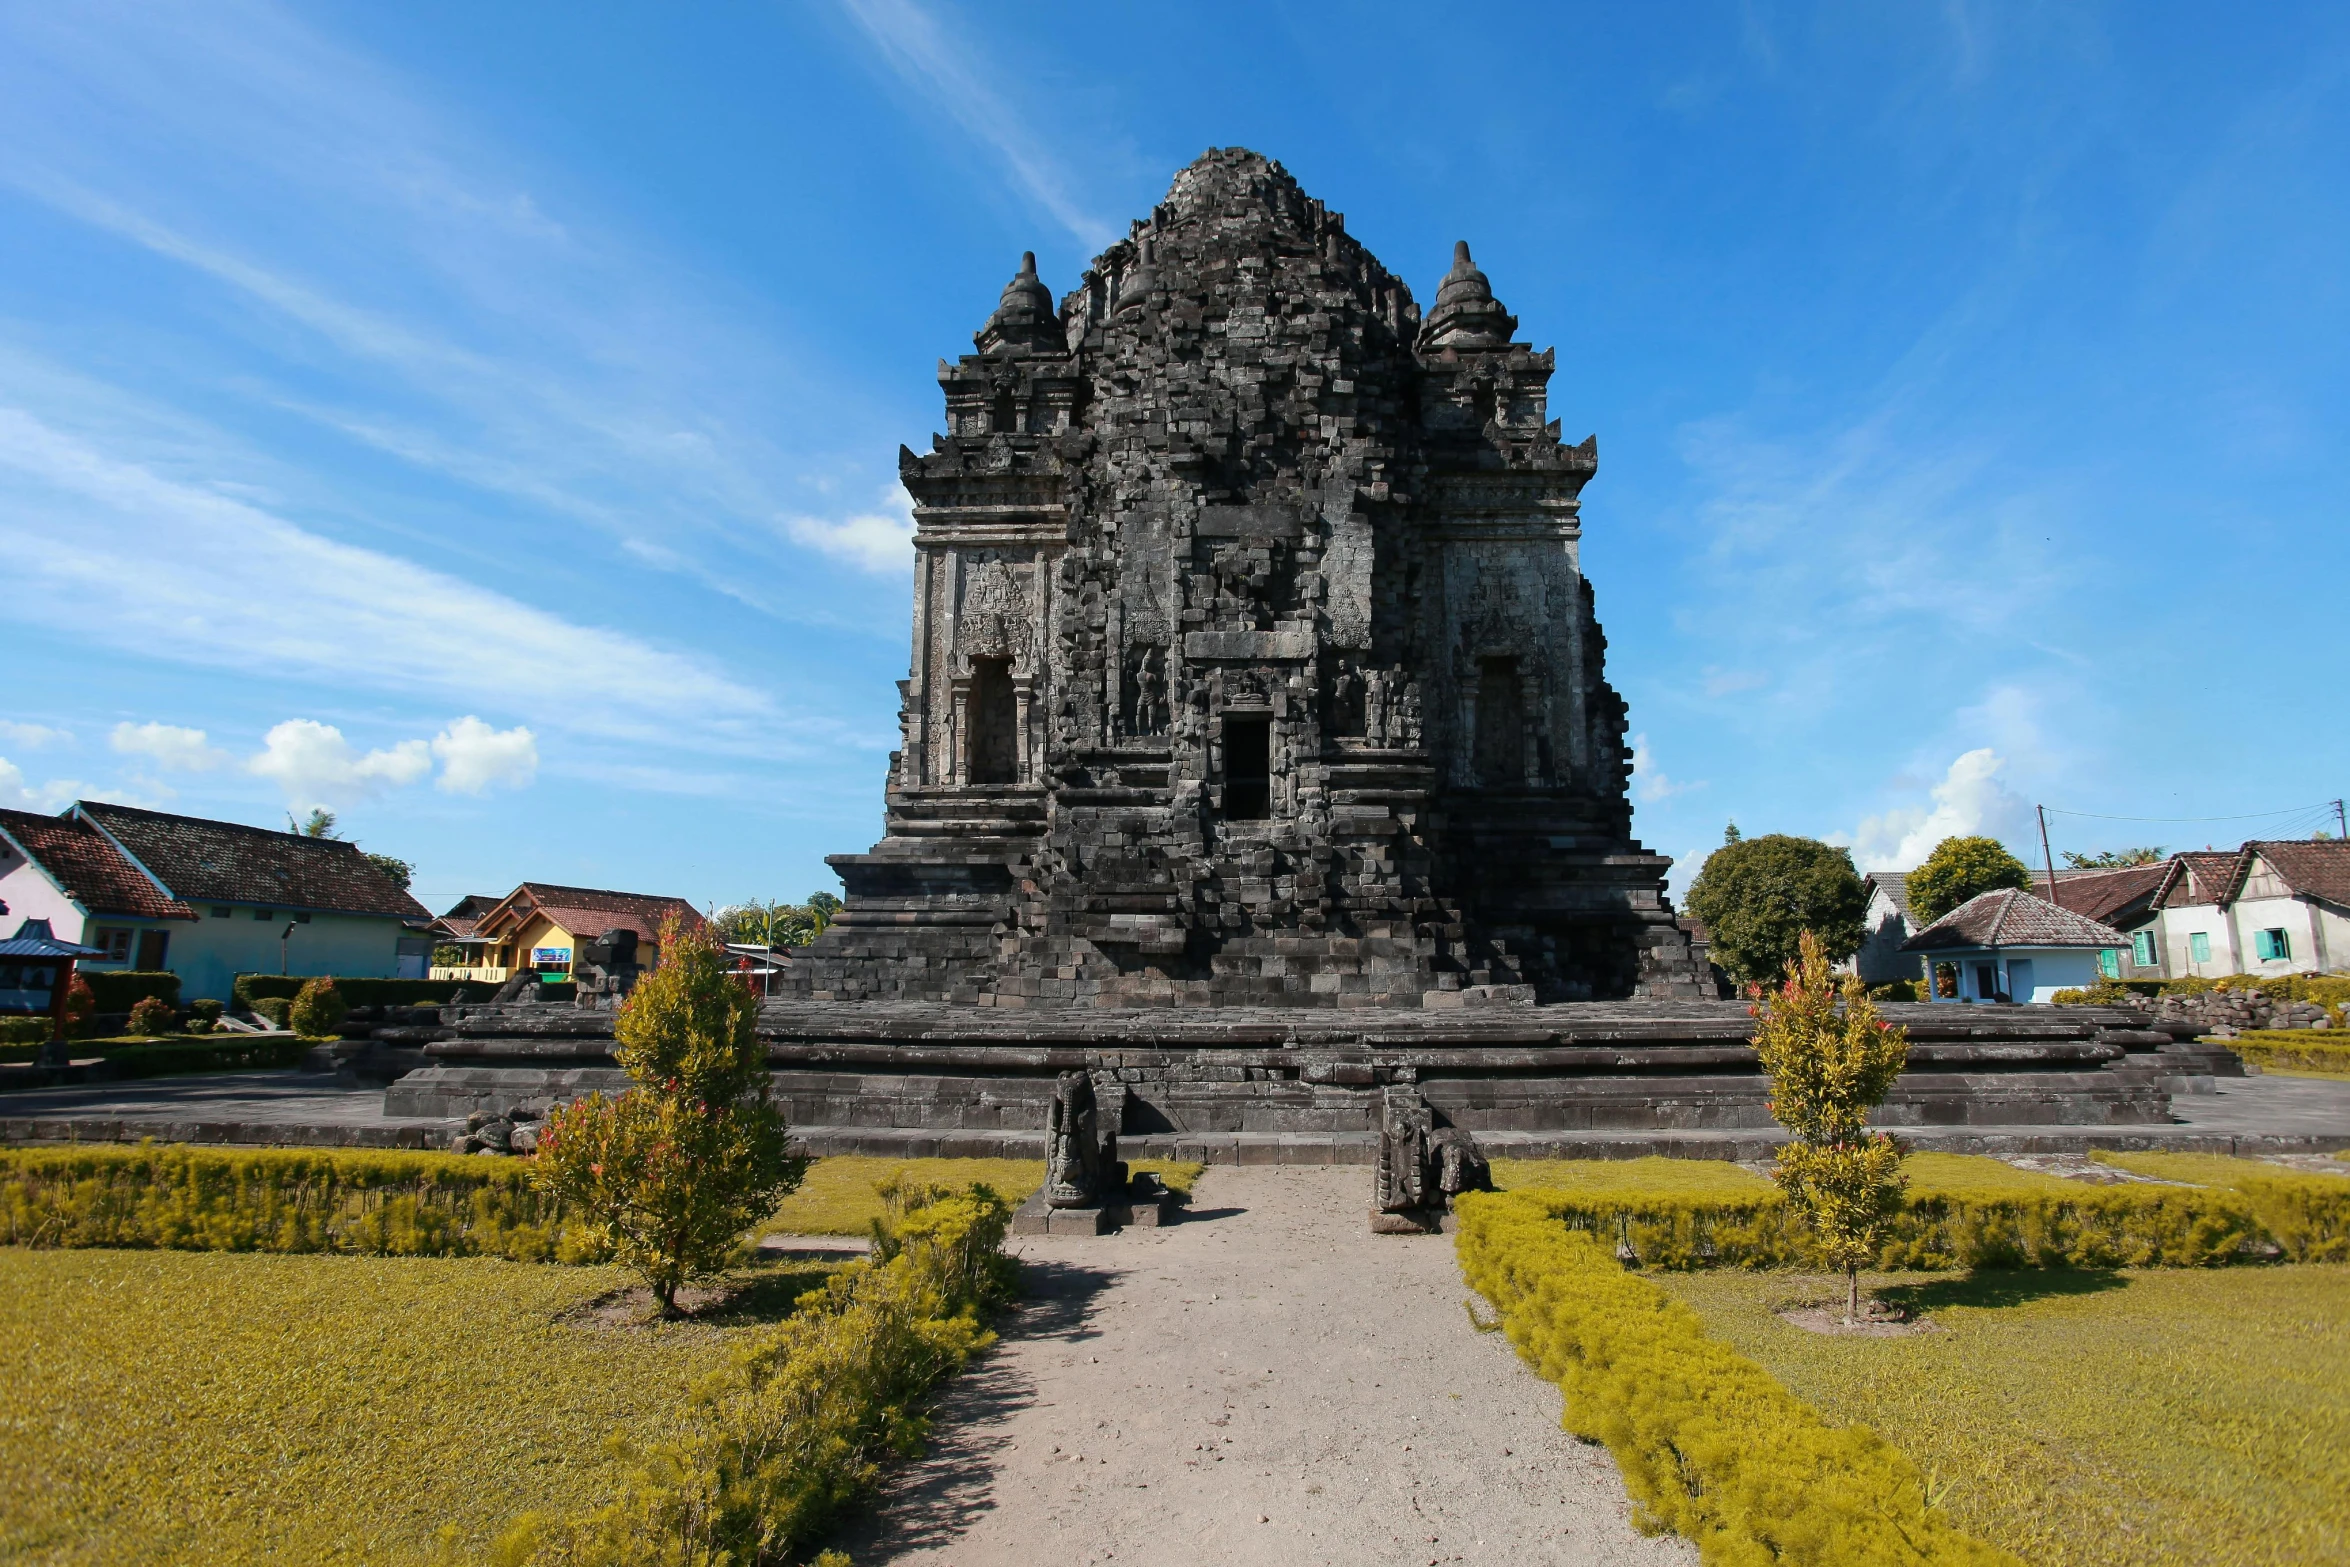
0 916 109 1066
1901 888 2128 1004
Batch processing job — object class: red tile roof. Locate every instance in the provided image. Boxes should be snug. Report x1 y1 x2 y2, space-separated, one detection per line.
2039 863 2170 926
2161 852 2241 908
1902 888 2127 951
475 883 706 946
0 809 195 921
78 802 428 919
2244 840 2350 907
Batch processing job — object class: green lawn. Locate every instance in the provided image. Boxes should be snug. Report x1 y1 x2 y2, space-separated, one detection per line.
1653 1265 2350 1567
0 1248 834 1565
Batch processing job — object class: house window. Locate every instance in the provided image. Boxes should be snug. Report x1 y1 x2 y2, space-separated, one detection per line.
211 907 234 919
2188 932 2212 965
2132 931 2156 967
254 908 275 921
2098 949 2122 980
90 928 133 963
2255 928 2292 962
294 911 312 924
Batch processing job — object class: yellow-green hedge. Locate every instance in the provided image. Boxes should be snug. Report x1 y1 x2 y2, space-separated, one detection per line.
497 1184 1013 1566
1499 1151 2350 1268
0 1145 608 1263
1457 1190 2018 1566
2094 1151 2350 1263
2224 1030 2350 1076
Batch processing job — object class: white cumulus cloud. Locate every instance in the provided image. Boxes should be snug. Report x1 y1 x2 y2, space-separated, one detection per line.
0 756 80 812
784 487 916 574
1844 747 2029 871
246 719 430 812
110 721 231 771
431 716 538 795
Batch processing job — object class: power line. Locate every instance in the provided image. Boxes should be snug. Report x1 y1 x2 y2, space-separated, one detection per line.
2040 800 2339 826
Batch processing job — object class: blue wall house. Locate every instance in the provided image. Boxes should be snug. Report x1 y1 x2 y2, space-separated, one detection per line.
0 807 198 987
0 802 431 1003
1901 888 2129 1004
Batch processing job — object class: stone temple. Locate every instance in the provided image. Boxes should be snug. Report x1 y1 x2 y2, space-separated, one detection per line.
389 151 2232 1163
789 147 1709 1009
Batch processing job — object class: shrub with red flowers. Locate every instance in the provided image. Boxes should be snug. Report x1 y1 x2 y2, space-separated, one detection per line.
125 995 177 1037
1751 928 1911 1324
533 914 805 1314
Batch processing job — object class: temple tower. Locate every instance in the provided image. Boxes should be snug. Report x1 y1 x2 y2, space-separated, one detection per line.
790 149 1706 1006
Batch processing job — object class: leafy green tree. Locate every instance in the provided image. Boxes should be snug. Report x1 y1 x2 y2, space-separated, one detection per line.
535 915 806 1315
291 809 338 838
2060 847 2164 869
716 891 845 948
288 977 349 1039
1684 833 1866 986
1753 930 1911 1324
1908 835 2032 926
363 852 415 889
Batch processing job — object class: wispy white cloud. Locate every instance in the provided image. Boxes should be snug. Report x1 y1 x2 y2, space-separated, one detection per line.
1629 733 1702 804
837 0 1114 249
111 722 231 772
0 405 788 753
0 1 894 611
0 721 72 750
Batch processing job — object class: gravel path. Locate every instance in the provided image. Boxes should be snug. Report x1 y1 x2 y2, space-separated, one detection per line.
831 1166 1694 1566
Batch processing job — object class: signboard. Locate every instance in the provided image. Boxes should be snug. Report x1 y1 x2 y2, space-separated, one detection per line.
531 947 572 964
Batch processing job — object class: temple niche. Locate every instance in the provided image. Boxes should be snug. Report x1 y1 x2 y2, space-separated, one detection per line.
790 149 1711 1007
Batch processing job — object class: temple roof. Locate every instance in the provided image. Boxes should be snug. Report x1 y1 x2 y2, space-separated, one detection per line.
1420 241 1518 350
975 251 1065 355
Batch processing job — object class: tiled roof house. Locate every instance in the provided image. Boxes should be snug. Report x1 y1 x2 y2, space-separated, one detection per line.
0 801 430 1002
1902 888 2128 1004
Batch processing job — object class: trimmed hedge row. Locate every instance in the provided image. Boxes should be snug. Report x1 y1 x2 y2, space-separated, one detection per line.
0 1145 608 1263
499 1184 1014 1565
2095 1150 2350 1262
233 975 465 1009
83 971 181 1012
1507 1157 2347 1269
1457 1190 2016 1566
2222 1030 2350 1077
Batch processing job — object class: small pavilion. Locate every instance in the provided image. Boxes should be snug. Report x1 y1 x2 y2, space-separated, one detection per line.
1902 888 2128 1004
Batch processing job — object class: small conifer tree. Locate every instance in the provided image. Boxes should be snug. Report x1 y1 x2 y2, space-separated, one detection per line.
1752 929 1910 1324
535 915 805 1314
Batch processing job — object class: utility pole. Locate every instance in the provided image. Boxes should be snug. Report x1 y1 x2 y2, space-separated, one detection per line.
2336 798 2346 841
2036 805 2060 904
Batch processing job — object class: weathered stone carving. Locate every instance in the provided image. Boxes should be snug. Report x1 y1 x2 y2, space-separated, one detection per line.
789 148 1709 1008
1043 1070 1124 1208
1370 1083 1491 1233
573 927 643 1007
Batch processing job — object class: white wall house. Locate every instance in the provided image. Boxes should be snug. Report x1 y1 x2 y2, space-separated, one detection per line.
2153 840 2350 978
1852 872 1924 986
0 802 431 1003
1902 888 2128 1004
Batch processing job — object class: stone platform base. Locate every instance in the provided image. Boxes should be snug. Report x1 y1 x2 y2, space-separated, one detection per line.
1010 1188 1178 1235
1369 1206 1448 1234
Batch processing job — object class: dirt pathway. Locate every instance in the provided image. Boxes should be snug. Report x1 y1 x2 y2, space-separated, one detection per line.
830 1166 1694 1566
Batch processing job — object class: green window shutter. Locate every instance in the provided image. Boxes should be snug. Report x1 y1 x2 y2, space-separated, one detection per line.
2189 932 2212 964
2132 931 2156 966
2098 949 2121 979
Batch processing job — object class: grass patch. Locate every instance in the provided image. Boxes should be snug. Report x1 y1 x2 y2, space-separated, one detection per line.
1654 1265 2350 1567
1902 1152 2081 1194
756 1155 1202 1237
0 1247 836 1565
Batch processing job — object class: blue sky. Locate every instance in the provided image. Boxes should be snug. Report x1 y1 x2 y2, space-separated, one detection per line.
1 1 2344 915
